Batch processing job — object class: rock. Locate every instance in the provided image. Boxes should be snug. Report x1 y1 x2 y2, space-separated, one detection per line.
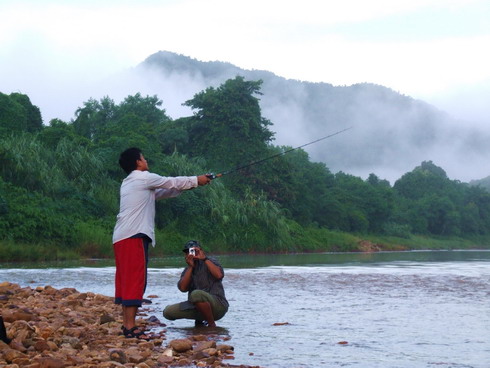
216 344 234 352
358 240 382 252
65 300 81 308
157 355 174 364
8 340 27 352
191 350 210 360
108 348 127 363
146 315 160 323
1 312 15 323
126 349 145 363
175 357 192 366
39 327 54 339
0 284 257 368
58 345 78 357
61 336 81 349
9 321 36 346
34 356 67 368
13 356 32 365
13 310 35 322
76 293 87 300
0 340 8 352
100 313 116 324
137 341 154 350
42 286 57 295
57 288 77 297
33 339 51 352
99 362 125 367
0 282 20 293
3 348 28 363
203 356 218 365
194 340 216 351
191 334 208 341
169 338 193 353
202 347 218 356
65 355 85 365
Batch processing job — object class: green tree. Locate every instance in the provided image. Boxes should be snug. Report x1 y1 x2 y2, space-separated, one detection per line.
72 96 116 140
71 93 175 178
183 76 274 172
461 185 490 234
332 172 392 233
158 123 189 154
422 195 460 235
39 118 91 149
393 161 467 236
277 148 335 225
0 92 28 137
394 160 449 200
365 173 394 233
9 93 43 132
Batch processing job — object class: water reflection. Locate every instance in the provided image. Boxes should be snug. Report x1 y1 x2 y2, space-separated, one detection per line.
2 250 490 269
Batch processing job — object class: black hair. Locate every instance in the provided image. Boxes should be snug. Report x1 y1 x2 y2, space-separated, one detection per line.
183 240 202 252
119 147 142 174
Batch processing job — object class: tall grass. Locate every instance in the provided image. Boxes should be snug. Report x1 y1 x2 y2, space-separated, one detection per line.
0 240 79 263
73 221 113 258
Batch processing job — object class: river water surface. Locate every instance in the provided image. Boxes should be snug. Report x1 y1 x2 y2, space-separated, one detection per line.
1 251 489 367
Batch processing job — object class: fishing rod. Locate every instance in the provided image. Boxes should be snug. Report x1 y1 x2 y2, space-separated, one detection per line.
206 126 352 179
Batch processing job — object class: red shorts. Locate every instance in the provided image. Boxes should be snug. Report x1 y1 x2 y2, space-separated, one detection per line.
113 237 149 306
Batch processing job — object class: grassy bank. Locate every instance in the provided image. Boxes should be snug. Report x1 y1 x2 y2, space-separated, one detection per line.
363 233 490 251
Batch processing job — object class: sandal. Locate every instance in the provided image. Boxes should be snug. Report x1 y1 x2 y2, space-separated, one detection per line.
122 326 150 340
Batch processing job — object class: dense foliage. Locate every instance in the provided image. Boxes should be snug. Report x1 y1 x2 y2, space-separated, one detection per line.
1 78 490 260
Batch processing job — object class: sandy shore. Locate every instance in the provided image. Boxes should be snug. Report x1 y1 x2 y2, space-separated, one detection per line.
0 282 260 367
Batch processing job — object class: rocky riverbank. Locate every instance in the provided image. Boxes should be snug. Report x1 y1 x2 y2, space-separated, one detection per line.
0 282 260 367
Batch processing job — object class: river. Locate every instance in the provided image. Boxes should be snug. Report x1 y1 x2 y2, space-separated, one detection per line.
1 250 489 367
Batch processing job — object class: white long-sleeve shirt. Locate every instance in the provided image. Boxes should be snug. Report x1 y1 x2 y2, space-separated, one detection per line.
112 170 198 246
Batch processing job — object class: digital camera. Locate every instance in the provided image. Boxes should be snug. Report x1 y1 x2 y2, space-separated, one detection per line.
189 247 197 256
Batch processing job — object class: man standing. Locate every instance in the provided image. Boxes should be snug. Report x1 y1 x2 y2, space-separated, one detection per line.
113 147 211 339
163 240 229 328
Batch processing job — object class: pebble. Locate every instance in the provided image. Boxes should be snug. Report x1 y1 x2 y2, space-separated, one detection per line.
0 282 261 367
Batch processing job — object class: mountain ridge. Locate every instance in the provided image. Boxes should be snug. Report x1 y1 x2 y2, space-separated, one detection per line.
131 50 489 183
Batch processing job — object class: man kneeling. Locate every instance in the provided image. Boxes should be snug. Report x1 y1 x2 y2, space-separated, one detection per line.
163 240 229 327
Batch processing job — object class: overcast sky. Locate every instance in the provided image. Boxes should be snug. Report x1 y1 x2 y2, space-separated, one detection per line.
1 0 489 125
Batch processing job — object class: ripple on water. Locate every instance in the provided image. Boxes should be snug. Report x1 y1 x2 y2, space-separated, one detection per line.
1 252 489 368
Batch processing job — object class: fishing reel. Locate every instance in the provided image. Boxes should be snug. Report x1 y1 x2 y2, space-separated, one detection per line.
206 173 222 180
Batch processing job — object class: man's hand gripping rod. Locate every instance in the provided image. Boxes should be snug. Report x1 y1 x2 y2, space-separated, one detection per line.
206 126 352 180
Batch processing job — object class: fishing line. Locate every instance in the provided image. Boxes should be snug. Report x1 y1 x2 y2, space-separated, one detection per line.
206 126 352 179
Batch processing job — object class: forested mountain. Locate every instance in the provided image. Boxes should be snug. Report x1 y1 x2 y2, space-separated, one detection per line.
470 176 490 193
2 75 490 261
136 51 490 183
